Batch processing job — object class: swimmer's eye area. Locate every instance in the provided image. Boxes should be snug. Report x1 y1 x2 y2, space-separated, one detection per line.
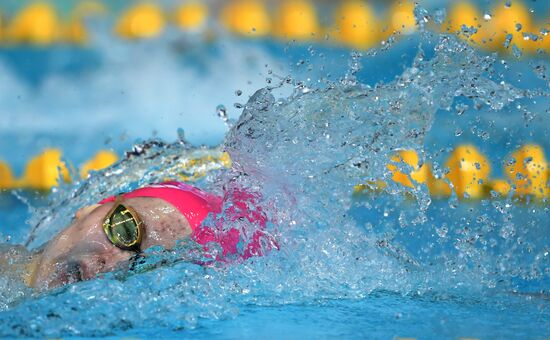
102 201 143 251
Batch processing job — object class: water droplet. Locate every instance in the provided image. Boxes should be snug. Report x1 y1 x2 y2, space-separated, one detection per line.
434 8 447 25
499 223 515 239
504 34 513 49
512 45 522 58
235 90 242 96
448 199 458 209
483 13 492 21
524 32 536 41
460 24 478 38
515 23 522 32
455 128 463 136
413 6 430 29
177 128 186 141
216 105 228 122
436 225 448 238
455 103 468 116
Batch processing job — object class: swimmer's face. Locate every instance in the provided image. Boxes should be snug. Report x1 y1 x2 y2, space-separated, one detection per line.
31 197 192 289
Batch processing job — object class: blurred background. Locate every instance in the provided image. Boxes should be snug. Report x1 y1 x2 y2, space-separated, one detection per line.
0 0 548 195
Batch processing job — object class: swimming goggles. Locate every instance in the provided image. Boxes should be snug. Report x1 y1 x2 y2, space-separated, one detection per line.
102 197 143 251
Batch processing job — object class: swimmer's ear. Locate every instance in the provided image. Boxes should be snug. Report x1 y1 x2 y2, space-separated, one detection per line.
75 204 101 219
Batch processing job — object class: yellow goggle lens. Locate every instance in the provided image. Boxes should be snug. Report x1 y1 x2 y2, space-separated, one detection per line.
103 203 143 250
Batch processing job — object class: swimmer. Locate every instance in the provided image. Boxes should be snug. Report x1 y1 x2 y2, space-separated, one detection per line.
5 181 276 290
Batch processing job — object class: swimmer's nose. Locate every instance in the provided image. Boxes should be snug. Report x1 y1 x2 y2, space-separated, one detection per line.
75 204 101 219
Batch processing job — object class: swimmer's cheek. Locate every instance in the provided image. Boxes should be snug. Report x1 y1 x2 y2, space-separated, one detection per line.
79 252 133 280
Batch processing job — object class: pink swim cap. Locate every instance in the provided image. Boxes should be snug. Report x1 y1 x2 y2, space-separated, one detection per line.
99 181 277 259
98 181 222 230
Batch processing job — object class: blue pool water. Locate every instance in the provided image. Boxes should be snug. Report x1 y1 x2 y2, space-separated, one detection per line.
2 198 548 338
0 21 549 340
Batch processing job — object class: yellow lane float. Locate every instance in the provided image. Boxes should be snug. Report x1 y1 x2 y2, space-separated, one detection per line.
19 149 71 190
445 1 493 48
80 150 118 178
178 152 232 182
355 144 548 202
488 179 511 197
353 180 386 195
0 161 14 190
386 150 427 188
7 2 60 45
487 0 538 55
332 0 380 50
504 144 548 199
61 20 88 44
221 0 271 36
445 145 491 199
0 0 548 56
385 150 453 198
0 149 234 190
387 0 416 36
424 166 453 198
218 151 232 168
1 145 547 201
273 0 320 41
115 3 165 39
174 1 209 31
